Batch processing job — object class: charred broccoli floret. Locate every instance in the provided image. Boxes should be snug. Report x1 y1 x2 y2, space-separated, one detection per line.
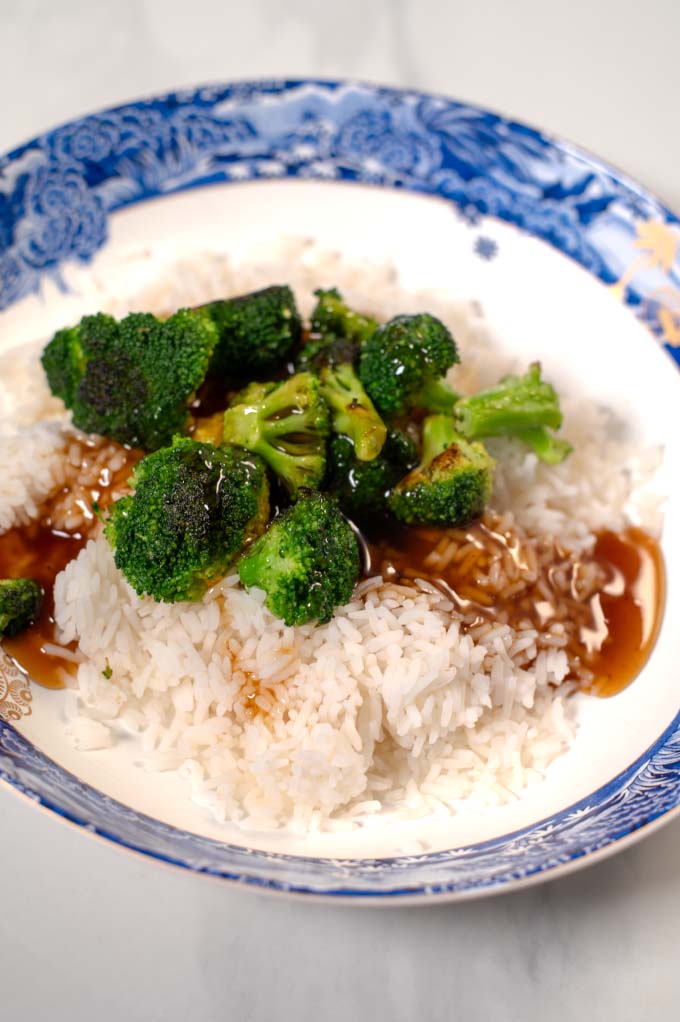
359 313 459 418
203 285 302 377
237 492 360 625
453 363 572 463
0 579 43 637
41 310 218 450
310 288 378 346
105 438 269 603
388 414 494 526
325 429 418 516
222 372 329 497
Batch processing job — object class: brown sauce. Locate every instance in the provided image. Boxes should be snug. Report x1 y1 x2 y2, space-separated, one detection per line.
0 438 142 690
189 376 232 419
0 492 665 701
0 523 85 689
363 519 665 697
588 528 665 696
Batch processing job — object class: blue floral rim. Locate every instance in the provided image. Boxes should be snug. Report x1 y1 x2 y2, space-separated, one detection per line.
2 709 680 898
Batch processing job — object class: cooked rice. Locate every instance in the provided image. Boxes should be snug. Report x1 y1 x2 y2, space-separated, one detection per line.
54 537 574 828
0 421 68 532
0 240 664 832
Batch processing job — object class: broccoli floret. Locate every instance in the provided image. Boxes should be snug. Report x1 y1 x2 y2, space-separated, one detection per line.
41 310 218 450
295 331 359 375
296 296 386 459
0 579 43 637
222 372 329 497
203 285 302 377
105 438 269 603
310 288 378 346
40 322 93 408
359 313 460 418
237 491 360 625
388 414 494 526
325 429 418 516
453 363 572 463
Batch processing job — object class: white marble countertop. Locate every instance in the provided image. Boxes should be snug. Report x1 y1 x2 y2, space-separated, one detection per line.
2 1 680 1018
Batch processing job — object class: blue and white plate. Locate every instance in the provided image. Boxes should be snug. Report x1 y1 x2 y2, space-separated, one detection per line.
2 80 680 902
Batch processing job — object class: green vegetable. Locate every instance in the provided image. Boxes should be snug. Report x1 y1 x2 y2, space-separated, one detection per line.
512 426 574 465
297 293 387 461
203 285 302 377
222 372 330 497
325 429 418 516
359 313 459 418
238 491 360 625
453 363 572 463
105 438 269 603
388 414 494 526
310 287 378 346
319 361 388 461
41 310 218 450
0 579 43 637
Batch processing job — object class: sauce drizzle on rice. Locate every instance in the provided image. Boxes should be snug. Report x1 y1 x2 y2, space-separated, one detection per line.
0 434 142 690
362 515 665 697
0 451 665 701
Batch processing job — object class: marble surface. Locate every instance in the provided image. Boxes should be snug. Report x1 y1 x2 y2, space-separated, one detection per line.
2 1 680 1018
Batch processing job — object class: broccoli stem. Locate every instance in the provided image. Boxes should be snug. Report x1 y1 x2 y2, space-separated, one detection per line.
454 363 563 439
514 426 573 464
319 363 387 461
222 374 329 496
420 413 461 463
412 376 459 414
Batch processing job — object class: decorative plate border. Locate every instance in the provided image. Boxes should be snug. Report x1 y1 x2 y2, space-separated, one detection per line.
1 79 679 899
0 651 32 723
3 79 679 354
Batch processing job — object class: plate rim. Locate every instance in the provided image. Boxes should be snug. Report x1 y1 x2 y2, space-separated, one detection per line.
1 76 680 901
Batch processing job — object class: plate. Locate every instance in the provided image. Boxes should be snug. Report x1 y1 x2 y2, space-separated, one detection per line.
1 79 680 902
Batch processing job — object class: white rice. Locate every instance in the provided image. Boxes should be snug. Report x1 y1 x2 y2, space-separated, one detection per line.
0 338 71 531
0 240 664 832
54 541 573 829
0 421 68 532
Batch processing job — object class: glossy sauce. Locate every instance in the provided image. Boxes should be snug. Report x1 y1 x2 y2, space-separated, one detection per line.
0 523 85 688
0 505 665 700
587 528 665 696
364 520 665 697
1 440 142 690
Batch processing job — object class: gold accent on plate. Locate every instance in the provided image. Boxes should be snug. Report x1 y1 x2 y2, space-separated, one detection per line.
611 219 680 348
0 646 32 722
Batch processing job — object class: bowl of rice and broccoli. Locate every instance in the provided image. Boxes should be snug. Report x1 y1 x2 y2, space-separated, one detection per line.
1 79 678 900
